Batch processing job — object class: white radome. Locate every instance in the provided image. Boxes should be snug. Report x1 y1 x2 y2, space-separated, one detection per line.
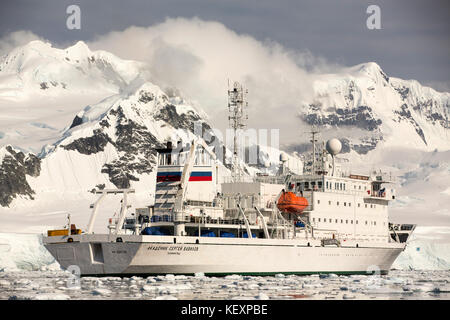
326 138 342 155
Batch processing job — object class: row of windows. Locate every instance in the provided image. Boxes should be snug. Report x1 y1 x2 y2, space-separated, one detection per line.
300 181 323 190
325 181 369 191
325 181 346 191
317 199 378 209
312 217 381 226
300 181 369 192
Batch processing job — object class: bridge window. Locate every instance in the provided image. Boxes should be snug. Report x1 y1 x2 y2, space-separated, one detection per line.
318 218 321 222
328 201 331 205
344 202 346 206
351 220 353 224
318 181 323 189
341 219 343 223
335 219 338 223
349 203 351 207
337 202 339 206
317 199 320 204
356 220 358 224
346 220 348 224
358 203 361 207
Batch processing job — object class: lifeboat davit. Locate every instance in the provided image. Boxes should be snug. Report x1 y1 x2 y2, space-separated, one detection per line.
277 191 308 214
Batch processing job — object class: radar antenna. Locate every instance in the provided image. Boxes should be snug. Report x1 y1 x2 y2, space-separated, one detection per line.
228 80 248 181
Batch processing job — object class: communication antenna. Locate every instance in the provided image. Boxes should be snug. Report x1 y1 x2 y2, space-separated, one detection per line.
228 80 248 181
304 126 320 175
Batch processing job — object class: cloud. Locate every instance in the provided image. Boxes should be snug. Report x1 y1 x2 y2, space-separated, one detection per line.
0 30 46 56
86 17 340 144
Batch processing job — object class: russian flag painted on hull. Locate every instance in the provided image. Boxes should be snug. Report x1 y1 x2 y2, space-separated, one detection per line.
157 171 212 182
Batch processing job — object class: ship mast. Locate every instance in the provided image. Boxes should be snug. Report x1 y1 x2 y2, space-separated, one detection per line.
228 81 248 182
309 126 319 175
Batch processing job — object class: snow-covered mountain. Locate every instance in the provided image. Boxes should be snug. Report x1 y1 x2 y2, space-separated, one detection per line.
0 40 146 154
0 40 143 99
295 62 450 154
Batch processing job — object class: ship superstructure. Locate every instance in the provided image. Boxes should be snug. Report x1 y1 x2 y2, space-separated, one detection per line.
43 82 415 276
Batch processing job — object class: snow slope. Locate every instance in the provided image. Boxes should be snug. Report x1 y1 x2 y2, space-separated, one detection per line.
0 40 145 153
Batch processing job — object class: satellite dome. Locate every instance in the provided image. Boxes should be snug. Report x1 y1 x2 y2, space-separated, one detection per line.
326 138 342 156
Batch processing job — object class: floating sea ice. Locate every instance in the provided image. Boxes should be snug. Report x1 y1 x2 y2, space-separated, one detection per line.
225 274 241 280
244 283 260 290
92 288 112 296
194 272 205 278
0 280 11 287
64 285 81 291
165 274 176 281
274 274 285 278
104 277 122 282
255 293 269 300
153 295 178 300
34 293 71 300
129 285 139 291
141 285 155 292
14 279 32 286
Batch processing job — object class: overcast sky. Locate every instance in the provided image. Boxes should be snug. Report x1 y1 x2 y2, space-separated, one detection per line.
1 0 449 91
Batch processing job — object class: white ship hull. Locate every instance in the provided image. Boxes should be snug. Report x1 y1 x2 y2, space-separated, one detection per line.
43 234 405 276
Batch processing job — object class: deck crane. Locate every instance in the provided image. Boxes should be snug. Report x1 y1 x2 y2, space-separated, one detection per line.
173 137 217 236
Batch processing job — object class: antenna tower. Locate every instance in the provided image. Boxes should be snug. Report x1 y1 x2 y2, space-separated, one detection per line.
228 81 248 181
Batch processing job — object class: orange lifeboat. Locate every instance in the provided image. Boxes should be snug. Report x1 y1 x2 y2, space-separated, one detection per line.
277 191 308 214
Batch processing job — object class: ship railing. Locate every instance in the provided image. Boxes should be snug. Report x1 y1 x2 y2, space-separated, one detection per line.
368 191 386 198
147 214 256 226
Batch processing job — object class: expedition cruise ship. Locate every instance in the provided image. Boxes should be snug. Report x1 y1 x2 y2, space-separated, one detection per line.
43 82 415 276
